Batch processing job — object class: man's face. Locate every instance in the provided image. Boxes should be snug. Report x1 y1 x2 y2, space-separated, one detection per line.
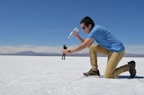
80 23 92 34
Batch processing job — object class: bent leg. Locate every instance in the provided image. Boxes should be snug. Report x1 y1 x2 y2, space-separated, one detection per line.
89 45 109 71
112 51 129 77
105 50 129 78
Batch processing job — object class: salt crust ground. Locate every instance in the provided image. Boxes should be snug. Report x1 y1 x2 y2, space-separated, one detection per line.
0 56 144 95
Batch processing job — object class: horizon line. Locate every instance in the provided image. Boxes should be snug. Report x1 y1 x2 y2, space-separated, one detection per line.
0 45 144 55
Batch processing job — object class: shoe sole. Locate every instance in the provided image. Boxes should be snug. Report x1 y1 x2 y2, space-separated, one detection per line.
83 73 89 76
128 61 136 78
83 72 100 77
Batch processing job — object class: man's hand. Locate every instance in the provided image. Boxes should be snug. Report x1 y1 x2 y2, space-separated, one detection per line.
62 49 71 55
73 31 80 38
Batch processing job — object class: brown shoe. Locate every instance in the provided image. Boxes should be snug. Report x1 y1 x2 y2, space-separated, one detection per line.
128 61 136 78
83 69 100 76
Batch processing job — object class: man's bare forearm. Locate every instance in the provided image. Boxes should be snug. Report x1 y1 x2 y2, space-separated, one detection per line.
76 35 84 43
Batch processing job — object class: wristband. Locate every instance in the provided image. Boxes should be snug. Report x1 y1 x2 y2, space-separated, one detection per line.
68 50 71 53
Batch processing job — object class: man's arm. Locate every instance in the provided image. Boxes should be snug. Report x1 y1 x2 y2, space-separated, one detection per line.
76 35 85 43
62 38 94 54
73 31 84 43
73 31 94 47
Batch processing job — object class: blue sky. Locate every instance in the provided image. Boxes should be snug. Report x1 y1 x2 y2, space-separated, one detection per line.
0 0 144 54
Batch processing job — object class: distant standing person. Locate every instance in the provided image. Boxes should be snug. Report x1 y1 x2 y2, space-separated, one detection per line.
62 45 68 60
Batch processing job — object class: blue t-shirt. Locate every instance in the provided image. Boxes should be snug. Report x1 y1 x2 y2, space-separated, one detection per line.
88 25 125 52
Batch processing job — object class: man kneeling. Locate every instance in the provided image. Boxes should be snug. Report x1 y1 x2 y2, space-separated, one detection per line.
62 16 136 78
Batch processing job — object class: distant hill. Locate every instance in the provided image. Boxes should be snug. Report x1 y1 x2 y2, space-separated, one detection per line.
0 51 144 57
9 51 62 56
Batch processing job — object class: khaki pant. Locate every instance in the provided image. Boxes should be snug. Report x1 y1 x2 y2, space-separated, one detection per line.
89 45 129 78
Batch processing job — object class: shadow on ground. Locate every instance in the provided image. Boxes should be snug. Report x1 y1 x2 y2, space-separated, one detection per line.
117 75 144 79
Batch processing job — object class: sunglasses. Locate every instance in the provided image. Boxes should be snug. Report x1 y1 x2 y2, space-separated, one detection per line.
82 26 86 30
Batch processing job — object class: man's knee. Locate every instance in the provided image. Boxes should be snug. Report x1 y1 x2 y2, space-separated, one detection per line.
105 75 113 78
90 45 97 51
104 73 114 78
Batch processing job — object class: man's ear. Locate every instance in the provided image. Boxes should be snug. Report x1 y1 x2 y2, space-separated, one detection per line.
88 24 92 31
88 24 91 28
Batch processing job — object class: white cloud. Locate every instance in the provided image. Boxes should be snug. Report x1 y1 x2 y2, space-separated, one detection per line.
0 45 60 54
69 44 144 54
0 45 89 54
0 45 143 54
125 45 144 54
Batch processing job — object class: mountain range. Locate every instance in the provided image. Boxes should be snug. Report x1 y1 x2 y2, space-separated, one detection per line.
0 51 144 57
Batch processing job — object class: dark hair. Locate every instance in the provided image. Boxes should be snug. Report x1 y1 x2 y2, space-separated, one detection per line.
63 45 67 49
80 16 95 28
